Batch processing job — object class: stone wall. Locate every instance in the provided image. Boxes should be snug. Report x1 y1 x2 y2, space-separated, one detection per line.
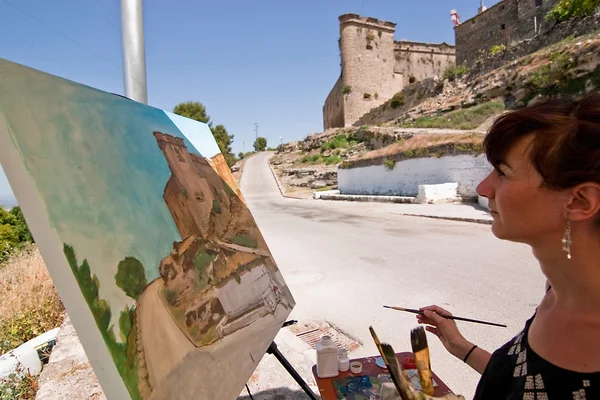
323 76 345 129
353 77 444 126
455 0 559 66
338 154 492 199
468 11 600 78
323 14 455 129
339 14 402 127
394 41 455 87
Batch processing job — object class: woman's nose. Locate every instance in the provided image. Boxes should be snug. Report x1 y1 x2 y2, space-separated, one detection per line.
476 172 494 199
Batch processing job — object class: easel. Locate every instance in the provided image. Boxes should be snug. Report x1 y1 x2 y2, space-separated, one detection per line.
245 320 319 400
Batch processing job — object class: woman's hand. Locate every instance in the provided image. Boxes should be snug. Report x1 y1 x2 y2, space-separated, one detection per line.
416 305 473 360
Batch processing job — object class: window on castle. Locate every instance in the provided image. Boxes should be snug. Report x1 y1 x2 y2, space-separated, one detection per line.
363 93 371 100
366 44 373 50
489 30 493 36
174 147 185 162
536 0 542 7
501 24 506 30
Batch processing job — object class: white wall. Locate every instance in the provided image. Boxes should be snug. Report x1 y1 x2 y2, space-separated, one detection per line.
338 154 493 199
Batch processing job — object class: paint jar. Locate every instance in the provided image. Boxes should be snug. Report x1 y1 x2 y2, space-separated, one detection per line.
316 335 339 378
338 348 350 372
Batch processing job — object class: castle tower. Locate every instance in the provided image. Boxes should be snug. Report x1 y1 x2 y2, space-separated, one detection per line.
154 131 215 240
338 14 403 127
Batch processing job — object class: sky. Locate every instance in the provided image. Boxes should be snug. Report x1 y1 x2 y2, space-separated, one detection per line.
0 0 502 205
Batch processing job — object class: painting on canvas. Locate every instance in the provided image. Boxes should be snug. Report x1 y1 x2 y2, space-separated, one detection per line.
0 58 295 400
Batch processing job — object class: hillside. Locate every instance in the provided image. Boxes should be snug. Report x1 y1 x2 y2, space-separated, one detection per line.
270 25 600 196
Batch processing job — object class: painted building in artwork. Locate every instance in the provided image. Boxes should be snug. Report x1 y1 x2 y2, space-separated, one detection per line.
154 131 216 240
153 131 293 347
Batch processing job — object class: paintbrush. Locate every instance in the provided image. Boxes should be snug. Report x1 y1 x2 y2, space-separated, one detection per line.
383 306 507 328
369 326 414 400
411 326 435 396
381 342 416 400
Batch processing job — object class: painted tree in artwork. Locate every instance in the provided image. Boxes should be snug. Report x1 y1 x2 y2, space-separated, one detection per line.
115 256 147 300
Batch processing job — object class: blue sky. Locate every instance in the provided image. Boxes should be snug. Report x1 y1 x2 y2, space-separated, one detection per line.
0 0 502 205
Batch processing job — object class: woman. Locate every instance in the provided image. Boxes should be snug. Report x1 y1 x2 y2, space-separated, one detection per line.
417 93 600 399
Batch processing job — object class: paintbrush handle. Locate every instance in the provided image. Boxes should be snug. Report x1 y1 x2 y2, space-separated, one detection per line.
383 306 507 328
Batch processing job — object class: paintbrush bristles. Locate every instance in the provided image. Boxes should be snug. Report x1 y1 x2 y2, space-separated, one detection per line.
410 326 429 353
380 342 415 400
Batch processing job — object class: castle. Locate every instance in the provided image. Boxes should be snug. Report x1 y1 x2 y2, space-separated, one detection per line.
324 1 561 129
454 0 560 66
323 14 455 129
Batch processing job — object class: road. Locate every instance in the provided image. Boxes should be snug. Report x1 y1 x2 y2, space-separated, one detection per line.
240 152 545 399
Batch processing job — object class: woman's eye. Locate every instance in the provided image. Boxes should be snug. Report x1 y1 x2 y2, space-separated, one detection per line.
495 168 505 177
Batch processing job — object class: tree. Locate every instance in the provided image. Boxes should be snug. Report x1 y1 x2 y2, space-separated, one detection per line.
115 256 147 300
173 101 210 124
238 152 245 160
210 124 236 166
253 137 267 152
173 102 237 167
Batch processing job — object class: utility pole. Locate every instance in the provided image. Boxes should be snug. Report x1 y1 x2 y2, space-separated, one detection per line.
121 0 148 104
254 123 259 139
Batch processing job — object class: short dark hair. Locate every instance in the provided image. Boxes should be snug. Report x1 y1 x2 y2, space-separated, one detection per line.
484 94 600 189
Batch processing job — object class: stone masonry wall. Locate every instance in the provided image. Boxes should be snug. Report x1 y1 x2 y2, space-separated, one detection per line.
339 14 402 127
323 76 345 129
394 41 455 87
455 0 559 66
323 14 456 129
468 11 600 78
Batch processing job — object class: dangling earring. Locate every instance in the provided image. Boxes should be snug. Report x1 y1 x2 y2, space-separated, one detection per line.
561 220 572 260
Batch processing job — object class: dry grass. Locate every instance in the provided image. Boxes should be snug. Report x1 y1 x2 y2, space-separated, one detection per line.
361 133 484 161
0 245 64 354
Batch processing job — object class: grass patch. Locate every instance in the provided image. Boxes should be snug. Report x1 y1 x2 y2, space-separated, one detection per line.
383 159 396 170
321 135 350 152
401 101 505 130
0 246 64 355
300 154 342 165
231 234 258 249
341 133 485 169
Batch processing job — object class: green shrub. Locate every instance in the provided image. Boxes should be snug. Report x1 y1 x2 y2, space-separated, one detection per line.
529 52 574 94
343 85 352 95
490 44 506 56
443 63 470 81
401 101 505 130
0 207 33 264
321 135 349 152
390 92 405 109
383 159 396 170
0 366 38 400
546 0 600 22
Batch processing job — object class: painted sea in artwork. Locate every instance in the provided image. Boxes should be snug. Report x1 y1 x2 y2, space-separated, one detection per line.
0 58 294 400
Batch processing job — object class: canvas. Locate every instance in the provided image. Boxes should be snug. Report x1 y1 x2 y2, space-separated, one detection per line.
0 58 295 400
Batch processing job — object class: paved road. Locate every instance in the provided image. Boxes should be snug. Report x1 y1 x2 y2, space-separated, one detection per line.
240 152 545 399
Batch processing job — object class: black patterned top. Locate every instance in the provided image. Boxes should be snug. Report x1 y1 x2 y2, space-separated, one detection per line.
473 314 600 400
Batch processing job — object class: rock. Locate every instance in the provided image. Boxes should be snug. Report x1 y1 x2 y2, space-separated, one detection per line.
310 180 328 189
35 316 107 400
230 165 240 172
289 176 312 187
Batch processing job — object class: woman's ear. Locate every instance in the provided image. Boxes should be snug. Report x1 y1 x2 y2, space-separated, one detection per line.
566 183 600 222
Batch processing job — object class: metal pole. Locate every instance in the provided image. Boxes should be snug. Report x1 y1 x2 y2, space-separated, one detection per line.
121 0 148 104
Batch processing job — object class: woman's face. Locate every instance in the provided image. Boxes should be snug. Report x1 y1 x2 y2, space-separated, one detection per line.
476 135 567 246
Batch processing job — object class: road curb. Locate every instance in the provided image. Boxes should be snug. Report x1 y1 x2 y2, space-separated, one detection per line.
392 213 493 225
267 155 307 200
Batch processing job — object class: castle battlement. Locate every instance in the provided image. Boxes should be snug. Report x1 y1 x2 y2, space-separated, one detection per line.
338 13 396 31
323 14 456 129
